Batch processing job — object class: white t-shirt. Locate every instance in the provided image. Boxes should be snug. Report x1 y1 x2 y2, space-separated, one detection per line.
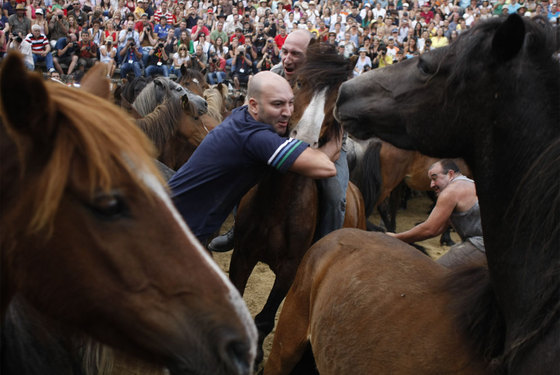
10 40 34 69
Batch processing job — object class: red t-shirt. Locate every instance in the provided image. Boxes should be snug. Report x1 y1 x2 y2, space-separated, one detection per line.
274 34 287 48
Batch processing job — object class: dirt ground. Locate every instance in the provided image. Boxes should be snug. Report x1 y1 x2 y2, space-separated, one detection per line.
212 193 461 365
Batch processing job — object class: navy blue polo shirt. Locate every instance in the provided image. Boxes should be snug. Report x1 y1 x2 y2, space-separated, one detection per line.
169 106 308 241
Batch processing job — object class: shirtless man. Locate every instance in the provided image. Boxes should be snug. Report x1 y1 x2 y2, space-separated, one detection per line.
388 159 486 267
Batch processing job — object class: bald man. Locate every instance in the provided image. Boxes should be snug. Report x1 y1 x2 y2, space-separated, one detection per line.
271 29 350 242
168 72 339 247
271 29 312 82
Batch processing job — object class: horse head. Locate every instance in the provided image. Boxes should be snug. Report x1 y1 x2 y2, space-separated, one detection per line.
335 14 558 161
290 43 351 148
0 52 257 375
159 78 207 116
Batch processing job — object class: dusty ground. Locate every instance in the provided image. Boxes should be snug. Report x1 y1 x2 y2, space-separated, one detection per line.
212 193 461 366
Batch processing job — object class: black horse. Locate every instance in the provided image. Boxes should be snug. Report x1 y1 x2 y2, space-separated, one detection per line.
336 14 559 373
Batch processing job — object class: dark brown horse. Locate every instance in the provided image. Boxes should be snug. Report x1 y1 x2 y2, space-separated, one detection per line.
265 14 559 374
0 53 256 375
230 44 367 366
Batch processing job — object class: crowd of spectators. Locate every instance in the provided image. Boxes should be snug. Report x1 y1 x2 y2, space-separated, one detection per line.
0 0 558 84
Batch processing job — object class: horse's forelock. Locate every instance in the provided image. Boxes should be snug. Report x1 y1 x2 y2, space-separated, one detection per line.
298 43 352 92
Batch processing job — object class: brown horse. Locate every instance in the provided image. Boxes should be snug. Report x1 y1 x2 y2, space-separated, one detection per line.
348 136 471 235
266 14 559 375
264 229 490 375
133 77 220 170
230 43 367 367
0 53 256 375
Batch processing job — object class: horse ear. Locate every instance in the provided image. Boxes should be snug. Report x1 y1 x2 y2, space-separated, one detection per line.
492 14 525 62
80 62 111 100
0 52 57 150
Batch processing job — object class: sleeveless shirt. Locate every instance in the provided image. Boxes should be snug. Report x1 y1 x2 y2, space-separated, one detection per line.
449 176 485 252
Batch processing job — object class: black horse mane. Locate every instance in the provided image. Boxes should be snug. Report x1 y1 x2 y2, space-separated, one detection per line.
121 75 153 105
501 136 560 370
1 297 86 375
296 42 354 93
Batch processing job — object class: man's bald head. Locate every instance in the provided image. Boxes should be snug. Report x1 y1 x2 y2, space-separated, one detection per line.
281 30 312 81
247 71 292 101
247 71 294 135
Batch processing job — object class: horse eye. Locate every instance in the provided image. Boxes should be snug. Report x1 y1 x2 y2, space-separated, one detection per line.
90 192 128 219
417 57 435 75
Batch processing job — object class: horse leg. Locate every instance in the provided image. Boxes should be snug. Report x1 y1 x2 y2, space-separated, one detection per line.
254 265 299 366
377 197 395 232
229 244 259 296
440 226 456 246
263 269 314 375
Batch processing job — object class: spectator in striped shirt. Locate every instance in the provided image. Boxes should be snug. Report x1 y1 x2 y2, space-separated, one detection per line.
26 24 55 72
153 1 172 24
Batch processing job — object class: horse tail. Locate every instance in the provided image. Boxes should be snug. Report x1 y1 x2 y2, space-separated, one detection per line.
356 139 383 218
444 264 506 369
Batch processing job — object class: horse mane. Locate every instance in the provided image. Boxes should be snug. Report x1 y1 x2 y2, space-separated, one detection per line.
203 85 226 123
133 78 169 117
135 96 184 155
7 82 160 236
121 75 152 106
297 43 353 93
500 136 560 370
133 77 202 121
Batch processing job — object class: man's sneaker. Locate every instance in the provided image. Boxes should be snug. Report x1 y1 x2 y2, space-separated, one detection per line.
49 67 56 73
207 227 235 252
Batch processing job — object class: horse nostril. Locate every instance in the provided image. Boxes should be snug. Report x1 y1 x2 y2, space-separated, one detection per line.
221 338 252 375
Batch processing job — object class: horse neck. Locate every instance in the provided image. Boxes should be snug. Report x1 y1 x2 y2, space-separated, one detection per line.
471 118 559 353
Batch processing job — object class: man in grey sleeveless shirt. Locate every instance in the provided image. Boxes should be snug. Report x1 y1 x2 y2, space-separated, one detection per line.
388 159 486 267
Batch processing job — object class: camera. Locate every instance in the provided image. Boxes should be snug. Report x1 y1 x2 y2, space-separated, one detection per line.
15 36 23 43
128 27 133 32
158 42 164 48
145 26 150 31
58 14 63 19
